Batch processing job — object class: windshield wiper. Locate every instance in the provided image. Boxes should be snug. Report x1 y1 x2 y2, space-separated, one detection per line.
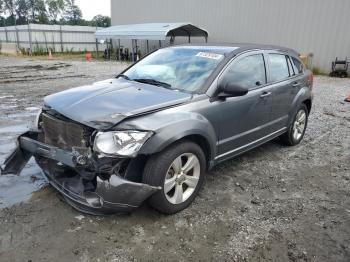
132 78 172 89
117 74 131 80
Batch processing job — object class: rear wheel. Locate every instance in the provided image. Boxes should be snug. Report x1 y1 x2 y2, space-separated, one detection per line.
280 104 308 146
142 141 206 214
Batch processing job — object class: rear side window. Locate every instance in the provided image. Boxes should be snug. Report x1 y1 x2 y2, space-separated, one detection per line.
268 54 290 82
221 54 266 89
286 56 295 76
291 57 303 74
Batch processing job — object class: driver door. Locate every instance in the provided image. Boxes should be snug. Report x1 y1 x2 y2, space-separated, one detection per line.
215 51 274 161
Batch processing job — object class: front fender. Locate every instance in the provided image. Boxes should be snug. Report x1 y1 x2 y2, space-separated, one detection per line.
118 111 218 162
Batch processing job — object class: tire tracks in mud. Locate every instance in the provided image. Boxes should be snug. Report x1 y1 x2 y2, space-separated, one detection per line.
0 74 87 84
0 62 86 84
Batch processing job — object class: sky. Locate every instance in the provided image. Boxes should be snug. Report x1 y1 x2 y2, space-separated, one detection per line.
75 0 111 20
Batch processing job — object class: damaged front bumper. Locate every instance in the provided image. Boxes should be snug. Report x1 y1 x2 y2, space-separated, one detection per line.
0 131 160 215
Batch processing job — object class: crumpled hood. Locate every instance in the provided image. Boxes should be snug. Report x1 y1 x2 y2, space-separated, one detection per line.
44 78 192 130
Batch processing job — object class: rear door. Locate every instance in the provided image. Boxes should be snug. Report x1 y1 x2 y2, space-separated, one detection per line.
266 53 300 130
215 51 274 159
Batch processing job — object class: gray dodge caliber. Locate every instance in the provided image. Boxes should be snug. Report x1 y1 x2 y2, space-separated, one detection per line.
1 44 313 215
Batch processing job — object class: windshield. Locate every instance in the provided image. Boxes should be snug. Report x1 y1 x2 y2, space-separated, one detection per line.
122 48 225 93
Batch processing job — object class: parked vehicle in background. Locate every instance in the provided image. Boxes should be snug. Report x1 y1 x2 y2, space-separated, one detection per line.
1 44 313 215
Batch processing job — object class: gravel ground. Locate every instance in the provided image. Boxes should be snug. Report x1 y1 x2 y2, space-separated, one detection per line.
0 56 349 262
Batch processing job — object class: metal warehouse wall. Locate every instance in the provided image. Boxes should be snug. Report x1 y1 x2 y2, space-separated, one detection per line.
0 24 106 53
111 0 350 73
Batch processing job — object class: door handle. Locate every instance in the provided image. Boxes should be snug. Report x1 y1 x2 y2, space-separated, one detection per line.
292 82 301 87
260 92 271 98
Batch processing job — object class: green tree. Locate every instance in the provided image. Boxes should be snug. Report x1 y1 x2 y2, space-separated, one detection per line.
0 0 4 26
1 0 108 26
63 0 82 25
46 0 64 24
27 0 48 23
0 0 4 15
15 0 29 24
92 14 110 27
0 0 4 21
4 0 16 25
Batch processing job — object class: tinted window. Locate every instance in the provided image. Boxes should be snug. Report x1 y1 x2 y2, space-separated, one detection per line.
269 54 290 82
221 54 266 89
291 57 303 74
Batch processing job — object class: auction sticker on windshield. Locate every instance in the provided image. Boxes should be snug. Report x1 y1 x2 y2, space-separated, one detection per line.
196 52 223 60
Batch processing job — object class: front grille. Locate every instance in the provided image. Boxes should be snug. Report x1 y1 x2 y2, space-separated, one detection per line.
41 113 93 150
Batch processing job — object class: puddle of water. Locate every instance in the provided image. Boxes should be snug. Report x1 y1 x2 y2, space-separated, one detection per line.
0 158 47 208
0 116 47 208
0 105 18 109
0 95 14 99
9 98 25 102
0 124 29 134
25 107 40 111
0 141 16 154
0 123 29 158
0 112 37 120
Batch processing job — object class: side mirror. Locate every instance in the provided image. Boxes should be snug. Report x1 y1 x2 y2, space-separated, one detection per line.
218 82 249 98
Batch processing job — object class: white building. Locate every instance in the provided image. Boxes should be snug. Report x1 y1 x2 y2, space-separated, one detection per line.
111 0 350 73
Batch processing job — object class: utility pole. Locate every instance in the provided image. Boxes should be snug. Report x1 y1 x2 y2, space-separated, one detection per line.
28 22 32 55
14 8 20 49
95 20 99 58
60 24 64 52
27 8 33 55
4 21 8 43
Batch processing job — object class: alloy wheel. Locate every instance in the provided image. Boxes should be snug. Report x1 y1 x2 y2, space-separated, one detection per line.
292 109 307 141
164 153 201 204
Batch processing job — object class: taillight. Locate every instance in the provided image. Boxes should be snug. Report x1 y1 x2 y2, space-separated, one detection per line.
307 74 314 89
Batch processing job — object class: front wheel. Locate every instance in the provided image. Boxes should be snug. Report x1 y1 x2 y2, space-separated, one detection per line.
142 141 206 214
280 104 309 146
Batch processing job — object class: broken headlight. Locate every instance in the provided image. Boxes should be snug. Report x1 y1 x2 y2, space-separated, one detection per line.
93 131 153 157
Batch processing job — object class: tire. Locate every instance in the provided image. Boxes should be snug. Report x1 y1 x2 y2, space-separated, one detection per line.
280 104 309 146
340 72 348 78
142 140 206 214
